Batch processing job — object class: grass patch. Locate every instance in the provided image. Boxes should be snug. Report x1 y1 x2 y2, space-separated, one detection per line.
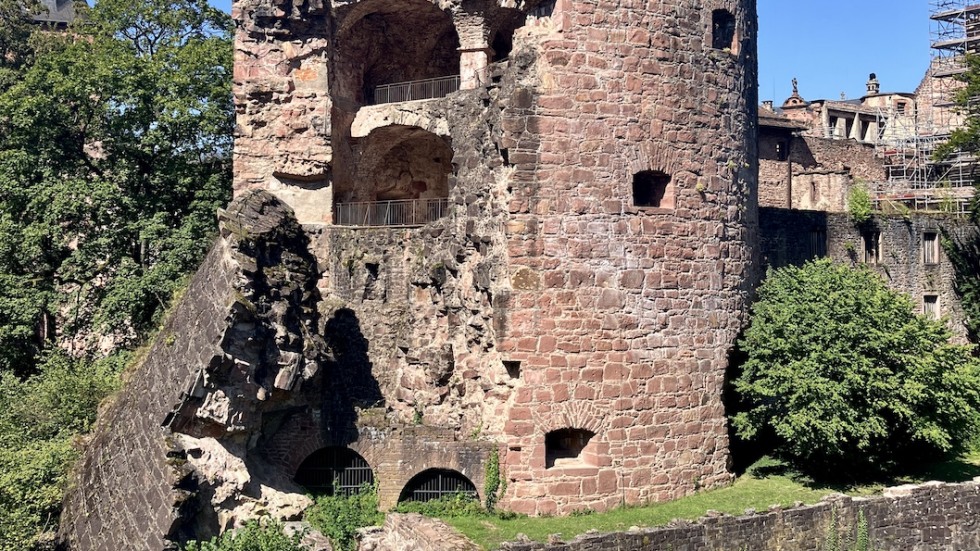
441 453 980 550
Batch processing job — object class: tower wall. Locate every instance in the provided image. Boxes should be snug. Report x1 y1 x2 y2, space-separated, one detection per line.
494 0 758 514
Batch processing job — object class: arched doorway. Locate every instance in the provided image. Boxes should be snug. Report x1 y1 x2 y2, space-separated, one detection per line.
294 447 374 495
397 468 477 503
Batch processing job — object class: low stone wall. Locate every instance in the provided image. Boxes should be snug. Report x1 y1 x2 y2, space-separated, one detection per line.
499 480 980 551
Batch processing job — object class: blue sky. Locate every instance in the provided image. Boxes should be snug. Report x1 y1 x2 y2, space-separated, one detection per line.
206 0 932 103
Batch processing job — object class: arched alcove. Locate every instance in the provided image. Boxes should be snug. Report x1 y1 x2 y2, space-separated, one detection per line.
335 125 453 225
334 0 461 107
398 469 477 503
294 447 375 495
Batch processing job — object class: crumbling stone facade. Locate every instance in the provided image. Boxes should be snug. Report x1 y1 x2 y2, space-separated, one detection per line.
758 113 886 212
232 0 760 517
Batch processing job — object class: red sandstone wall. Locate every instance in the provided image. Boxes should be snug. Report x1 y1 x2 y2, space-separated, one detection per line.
496 0 758 514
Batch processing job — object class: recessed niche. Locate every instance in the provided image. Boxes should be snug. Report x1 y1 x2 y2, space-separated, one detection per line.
712 9 736 51
632 170 674 209
545 428 595 468
503 360 522 379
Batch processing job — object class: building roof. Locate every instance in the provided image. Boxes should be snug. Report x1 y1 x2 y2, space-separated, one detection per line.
33 0 75 26
758 110 807 131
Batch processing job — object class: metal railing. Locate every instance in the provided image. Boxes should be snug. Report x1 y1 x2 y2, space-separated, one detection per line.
334 198 449 227
372 75 460 105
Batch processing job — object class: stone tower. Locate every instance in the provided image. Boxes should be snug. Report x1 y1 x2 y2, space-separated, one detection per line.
59 1 759 548
234 0 759 515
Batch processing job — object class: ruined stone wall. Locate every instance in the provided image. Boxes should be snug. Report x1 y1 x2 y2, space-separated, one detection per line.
499 480 980 551
758 134 884 212
760 207 974 342
58 192 361 549
232 1 333 223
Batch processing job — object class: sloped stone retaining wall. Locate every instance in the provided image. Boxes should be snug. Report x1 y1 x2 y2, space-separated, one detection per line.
499 480 980 551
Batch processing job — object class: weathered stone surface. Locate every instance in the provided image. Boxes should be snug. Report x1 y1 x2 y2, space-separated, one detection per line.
234 0 760 518
59 191 333 548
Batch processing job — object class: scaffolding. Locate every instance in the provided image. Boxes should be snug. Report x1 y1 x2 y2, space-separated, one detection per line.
868 0 979 215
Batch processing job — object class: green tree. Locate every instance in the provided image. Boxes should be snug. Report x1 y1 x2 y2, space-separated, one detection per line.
0 0 233 375
0 0 43 88
935 54 980 161
732 259 980 479
0 351 122 550
934 54 980 344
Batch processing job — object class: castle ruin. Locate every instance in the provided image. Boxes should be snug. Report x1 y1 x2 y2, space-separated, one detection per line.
58 0 761 548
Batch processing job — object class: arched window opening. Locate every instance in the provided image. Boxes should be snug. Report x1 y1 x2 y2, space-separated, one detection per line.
632 170 674 209
335 125 453 226
398 469 478 503
712 9 736 51
335 0 461 107
294 447 374 496
545 428 595 468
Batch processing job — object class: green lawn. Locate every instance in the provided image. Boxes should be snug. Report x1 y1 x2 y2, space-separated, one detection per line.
440 454 980 550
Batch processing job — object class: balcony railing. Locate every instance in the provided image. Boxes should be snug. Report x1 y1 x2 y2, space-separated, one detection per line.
334 198 450 227
372 75 460 105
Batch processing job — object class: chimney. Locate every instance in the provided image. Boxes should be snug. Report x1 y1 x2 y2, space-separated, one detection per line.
762 100 774 111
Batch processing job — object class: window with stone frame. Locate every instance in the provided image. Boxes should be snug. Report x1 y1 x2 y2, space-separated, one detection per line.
632 170 674 209
923 295 940 320
528 0 555 19
923 231 940 265
863 231 881 264
711 9 736 51
545 428 594 468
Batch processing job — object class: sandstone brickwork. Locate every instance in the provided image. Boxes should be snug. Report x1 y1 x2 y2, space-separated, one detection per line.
61 0 763 546
758 129 886 212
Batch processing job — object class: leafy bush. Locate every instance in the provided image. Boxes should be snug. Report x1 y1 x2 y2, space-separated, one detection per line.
0 351 121 550
847 184 874 225
303 486 383 551
731 259 980 479
182 521 305 551
394 492 485 518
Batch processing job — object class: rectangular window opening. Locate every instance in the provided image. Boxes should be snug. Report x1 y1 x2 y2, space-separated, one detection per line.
863 231 881 264
632 170 673 209
923 231 939 265
503 360 522 379
808 229 827 259
923 295 940 320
